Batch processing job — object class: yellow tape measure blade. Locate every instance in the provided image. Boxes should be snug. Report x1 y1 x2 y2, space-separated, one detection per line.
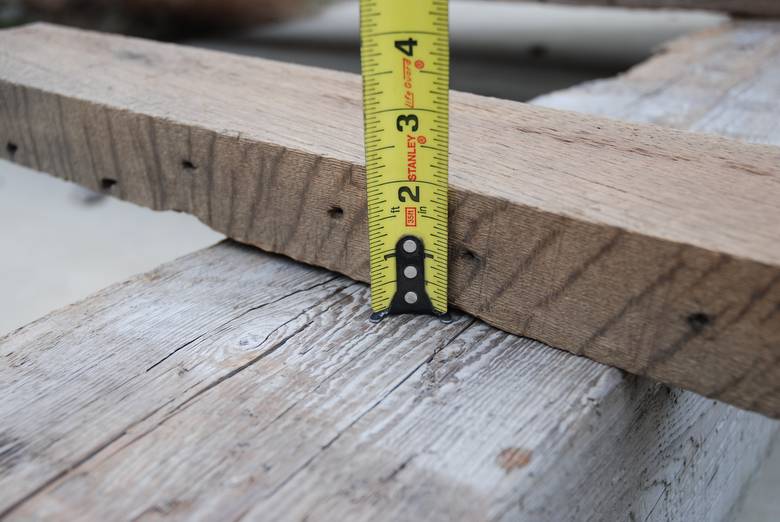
360 0 450 319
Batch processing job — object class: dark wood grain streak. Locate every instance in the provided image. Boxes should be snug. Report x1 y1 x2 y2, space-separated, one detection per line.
521 229 623 332
489 224 565 305
577 252 687 356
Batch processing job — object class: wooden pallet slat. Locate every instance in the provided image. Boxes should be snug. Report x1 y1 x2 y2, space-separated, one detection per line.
0 23 778 417
0 242 774 520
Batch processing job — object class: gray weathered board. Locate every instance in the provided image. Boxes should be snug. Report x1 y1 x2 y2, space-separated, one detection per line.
535 21 780 147
0 243 776 521
520 0 780 17
1 20 779 521
1 24 779 418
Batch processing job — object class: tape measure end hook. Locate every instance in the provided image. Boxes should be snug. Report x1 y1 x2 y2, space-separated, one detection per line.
369 310 452 325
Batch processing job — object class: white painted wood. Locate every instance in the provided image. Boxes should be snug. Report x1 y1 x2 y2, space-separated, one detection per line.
0 242 775 521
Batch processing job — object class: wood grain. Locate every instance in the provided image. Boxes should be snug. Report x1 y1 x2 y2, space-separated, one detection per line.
0 242 775 520
519 0 780 17
533 19 780 414
536 21 780 146
1 24 779 417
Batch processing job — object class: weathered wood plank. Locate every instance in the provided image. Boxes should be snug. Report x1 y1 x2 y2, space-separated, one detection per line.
534 21 780 145
1 24 779 417
2 21 778 518
519 0 780 17
0 242 775 520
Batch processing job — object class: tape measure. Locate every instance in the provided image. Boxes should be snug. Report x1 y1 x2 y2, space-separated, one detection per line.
360 0 451 322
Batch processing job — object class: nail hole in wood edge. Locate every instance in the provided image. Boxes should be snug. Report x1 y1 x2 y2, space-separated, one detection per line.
459 248 480 263
181 159 197 171
687 312 712 333
100 178 118 191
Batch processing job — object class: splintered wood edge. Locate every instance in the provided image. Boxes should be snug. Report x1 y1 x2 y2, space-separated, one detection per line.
0 23 778 417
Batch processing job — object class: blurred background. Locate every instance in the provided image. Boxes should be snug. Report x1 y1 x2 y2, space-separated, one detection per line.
0 1 776 519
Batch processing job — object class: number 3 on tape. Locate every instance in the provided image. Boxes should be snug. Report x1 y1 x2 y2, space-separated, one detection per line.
360 0 451 323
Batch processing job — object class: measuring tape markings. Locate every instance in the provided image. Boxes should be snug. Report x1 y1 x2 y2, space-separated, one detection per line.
360 0 450 317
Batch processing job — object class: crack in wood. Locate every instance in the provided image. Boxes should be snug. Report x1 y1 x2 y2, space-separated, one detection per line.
144 274 342 373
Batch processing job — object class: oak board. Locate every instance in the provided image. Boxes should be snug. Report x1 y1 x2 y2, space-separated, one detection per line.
1 20 779 519
0 24 779 417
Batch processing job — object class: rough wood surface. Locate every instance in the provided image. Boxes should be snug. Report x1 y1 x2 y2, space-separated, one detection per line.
535 21 780 146
0 242 775 521
1 23 779 418
520 0 780 17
